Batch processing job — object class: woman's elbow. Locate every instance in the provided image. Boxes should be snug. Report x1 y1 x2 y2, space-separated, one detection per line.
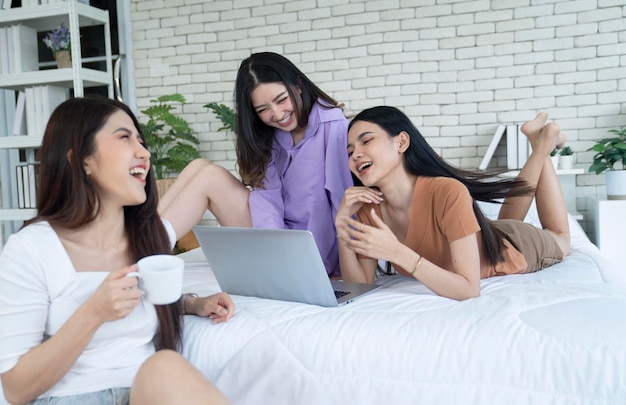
458 290 480 300
3 386 29 405
453 283 481 301
2 372 34 405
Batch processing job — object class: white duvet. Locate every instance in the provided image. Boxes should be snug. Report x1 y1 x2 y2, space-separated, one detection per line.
180 207 626 405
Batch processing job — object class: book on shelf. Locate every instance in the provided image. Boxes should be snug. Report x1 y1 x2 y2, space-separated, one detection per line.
478 124 505 171
12 91 26 136
15 165 25 209
38 85 68 133
506 124 518 170
21 163 30 209
25 85 69 135
3 26 15 74
0 28 9 74
12 24 39 73
25 87 37 135
517 125 530 168
27 163 38 208
14 163 40 209
0 24 39 74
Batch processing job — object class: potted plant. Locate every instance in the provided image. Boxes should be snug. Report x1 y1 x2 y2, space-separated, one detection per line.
204 102 237 134
140 93 200 180
558 146 574 170
140 93 201 252
550 148 559 170
42 23 71 68
588 127 626 200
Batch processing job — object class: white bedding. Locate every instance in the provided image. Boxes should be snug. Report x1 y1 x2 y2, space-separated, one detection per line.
180 205 626 405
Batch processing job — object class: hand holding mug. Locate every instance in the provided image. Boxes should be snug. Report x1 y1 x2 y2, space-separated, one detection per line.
88 265 143 323
127 255 184 305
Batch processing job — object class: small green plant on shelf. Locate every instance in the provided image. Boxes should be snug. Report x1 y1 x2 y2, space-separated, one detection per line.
550 148 558 157
588 127 626 174
559 146 573 156
140 94 200 179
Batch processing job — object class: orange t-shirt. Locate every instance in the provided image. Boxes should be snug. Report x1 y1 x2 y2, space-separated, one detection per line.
356 176 527 279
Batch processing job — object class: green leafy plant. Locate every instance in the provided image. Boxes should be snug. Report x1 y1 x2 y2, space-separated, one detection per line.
559 146 573 156
588 127 626 174
140 94 200 179
550 148 558 157
204 102 237 133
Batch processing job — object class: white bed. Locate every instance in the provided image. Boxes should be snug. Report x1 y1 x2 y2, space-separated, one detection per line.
179 202 626 405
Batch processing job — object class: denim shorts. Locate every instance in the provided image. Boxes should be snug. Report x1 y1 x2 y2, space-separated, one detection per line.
28 387 131 405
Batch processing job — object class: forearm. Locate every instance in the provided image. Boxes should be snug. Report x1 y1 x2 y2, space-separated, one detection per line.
2 305 103 405
338 240 376 284
395 246 480 300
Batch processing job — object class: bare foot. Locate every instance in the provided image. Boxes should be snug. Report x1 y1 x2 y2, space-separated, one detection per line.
533 122 565 156
520 112 549 144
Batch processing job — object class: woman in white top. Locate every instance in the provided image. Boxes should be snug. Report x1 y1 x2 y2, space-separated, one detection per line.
0 97 233 405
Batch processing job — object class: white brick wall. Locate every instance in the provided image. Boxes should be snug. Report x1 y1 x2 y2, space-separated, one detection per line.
130 0 626 240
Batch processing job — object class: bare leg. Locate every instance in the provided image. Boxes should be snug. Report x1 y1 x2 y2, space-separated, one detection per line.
130 350 230 405
498 113 570 255
158 158 210 210
158 158 252 239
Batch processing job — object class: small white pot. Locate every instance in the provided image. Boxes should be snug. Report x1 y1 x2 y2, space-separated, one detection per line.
550 155 559 170
559 155 574 170
606 170 626 200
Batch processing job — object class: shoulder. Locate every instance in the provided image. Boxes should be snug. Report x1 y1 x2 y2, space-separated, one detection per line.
0 221 55 279
419 177 470 199
160 217 177 249
312 100 347 124
8 221 55 244
415 177 473 216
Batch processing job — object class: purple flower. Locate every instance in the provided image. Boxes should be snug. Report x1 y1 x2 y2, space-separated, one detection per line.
42 23 71 53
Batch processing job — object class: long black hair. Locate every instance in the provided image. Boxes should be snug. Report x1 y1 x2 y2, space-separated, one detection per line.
349 106 534 266
27 96 183 351
234 52 341 187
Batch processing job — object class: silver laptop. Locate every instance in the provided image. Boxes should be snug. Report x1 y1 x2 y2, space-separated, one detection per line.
192 226 381 307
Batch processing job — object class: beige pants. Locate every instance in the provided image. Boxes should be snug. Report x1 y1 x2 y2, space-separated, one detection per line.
491 219 564 273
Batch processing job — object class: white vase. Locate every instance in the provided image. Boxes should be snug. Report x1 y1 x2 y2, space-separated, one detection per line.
606 170 626 200
559 155 574 170
550 155 559 170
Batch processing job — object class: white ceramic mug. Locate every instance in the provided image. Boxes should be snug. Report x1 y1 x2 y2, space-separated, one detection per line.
128 255 184 305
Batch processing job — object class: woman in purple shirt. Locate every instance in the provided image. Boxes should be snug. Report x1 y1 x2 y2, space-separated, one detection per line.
160 52 353 277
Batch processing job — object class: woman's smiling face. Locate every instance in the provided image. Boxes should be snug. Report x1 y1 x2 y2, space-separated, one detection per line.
347 120 407 186
251 82 300 133
82 110 151 208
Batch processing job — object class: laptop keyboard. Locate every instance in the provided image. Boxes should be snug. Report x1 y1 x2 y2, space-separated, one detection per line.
334 290 350 299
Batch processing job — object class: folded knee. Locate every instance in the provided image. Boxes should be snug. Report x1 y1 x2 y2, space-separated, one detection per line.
135 350 185 383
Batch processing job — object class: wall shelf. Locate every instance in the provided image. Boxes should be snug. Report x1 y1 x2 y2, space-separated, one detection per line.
0 1 113 246
0 68 111 91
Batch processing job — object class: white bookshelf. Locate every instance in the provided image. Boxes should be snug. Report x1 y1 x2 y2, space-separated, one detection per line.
0 1 113 247
595 200 625 270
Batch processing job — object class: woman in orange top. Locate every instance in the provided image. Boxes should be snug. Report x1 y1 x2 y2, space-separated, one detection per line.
335 106 571 300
